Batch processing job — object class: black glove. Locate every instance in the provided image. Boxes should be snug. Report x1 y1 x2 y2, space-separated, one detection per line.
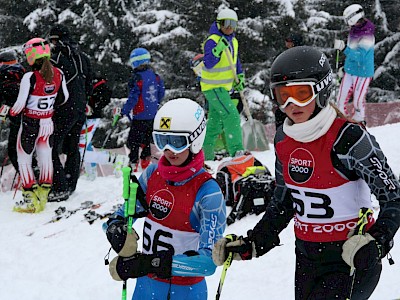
248 228 280 257
342 233 383 270
342 220 394 270
109 251 173 281
106 220 139 257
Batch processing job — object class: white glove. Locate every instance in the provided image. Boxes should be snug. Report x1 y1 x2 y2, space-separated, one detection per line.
212 236 256 266
0 104 10 122
85 104 93 116
39 118 54 138
341 232 375 269
338 66 344 79
334 39 346 51
10 100 25 116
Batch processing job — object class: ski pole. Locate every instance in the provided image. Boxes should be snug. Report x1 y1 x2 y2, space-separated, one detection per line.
121 166 132 300
80 120 89 170
101 113 120 149
346 207 373 300
215 234 235 300
128 182 138 235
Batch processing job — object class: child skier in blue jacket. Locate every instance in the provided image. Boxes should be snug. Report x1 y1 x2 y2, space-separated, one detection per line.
105 98 226 300
119 48 165 172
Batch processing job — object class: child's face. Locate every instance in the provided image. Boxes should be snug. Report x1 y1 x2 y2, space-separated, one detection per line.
284 100 316 124
221 26 234 36
164 149 190 166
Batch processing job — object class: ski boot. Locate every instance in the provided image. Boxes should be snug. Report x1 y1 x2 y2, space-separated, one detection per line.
130 162 140 175
34 183 51 211
47 190 70 202
13 185 42 213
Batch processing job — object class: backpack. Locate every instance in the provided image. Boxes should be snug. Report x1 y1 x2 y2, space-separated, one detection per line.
215 154 275 225
227 173 275 225
216 154 275 225
216 154 264 204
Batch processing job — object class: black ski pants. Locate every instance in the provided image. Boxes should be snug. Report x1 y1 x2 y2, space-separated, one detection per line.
52 113 85 194
126 119 153 164
295 239 382 300
7 115 20 172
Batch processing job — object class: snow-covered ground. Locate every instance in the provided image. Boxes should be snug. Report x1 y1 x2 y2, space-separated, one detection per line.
1 123 400 300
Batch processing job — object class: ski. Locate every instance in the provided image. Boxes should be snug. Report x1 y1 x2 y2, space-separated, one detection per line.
44 200 101 224
83 204 122 225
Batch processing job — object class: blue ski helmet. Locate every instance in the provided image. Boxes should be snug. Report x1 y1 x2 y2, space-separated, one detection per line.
129 47 151 69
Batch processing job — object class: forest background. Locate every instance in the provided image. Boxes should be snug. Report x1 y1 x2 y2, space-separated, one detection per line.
1 0 399 156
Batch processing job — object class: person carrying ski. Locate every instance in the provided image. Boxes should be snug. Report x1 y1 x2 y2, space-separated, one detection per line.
335 4 375 124
114 47 165 173
200 8 245 160
0 50 26 172
105 98 226 299
212 46 400 299
10 38 69 213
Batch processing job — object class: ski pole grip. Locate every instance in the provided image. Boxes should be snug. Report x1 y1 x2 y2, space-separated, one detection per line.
111 107 121 127
122 167 131 199
127 182 138 234
128 182 138 216
122 166 131 219
355 207 373 236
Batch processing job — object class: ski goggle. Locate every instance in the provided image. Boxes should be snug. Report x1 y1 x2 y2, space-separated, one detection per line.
153 132 191 154
219 19 238 29
270 81 318 109
23 40 49 52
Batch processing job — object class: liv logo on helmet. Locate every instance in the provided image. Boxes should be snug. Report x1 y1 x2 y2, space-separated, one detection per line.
189 118 206 143
315 70 333 93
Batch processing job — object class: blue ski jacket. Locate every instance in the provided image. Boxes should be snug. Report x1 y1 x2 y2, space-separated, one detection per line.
122 66 165 120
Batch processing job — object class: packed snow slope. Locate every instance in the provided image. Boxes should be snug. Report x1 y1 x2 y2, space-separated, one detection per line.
1 123 400 300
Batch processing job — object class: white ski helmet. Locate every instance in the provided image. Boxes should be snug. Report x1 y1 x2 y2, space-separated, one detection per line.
343 4 365 26
217 8 238 22
153 98 206 154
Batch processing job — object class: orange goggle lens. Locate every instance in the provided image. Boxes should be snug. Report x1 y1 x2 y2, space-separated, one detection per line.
271 82 316 109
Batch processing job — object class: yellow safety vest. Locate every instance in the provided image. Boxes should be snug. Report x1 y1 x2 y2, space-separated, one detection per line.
200 34 238 92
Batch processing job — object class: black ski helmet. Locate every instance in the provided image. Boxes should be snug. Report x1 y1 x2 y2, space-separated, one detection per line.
0 50 17 63
48 24 71 41
270 46 333 108
285 32 304 47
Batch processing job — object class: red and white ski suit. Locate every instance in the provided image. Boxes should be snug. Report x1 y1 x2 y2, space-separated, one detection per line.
10 68 68 188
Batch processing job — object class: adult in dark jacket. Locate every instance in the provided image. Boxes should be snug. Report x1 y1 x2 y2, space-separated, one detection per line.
0 50 26 172
48 24 93 201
